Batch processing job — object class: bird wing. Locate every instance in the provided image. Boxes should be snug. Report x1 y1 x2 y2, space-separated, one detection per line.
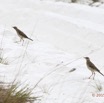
88 61 100 72
17 29 28 38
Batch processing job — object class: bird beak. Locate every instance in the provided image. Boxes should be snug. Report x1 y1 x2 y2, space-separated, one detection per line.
84 57 87 59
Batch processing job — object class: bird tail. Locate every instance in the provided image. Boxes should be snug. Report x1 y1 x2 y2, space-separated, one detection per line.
98 71 104 76
27 37 33 41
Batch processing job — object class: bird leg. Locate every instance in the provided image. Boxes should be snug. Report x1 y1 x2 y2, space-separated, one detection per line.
93 72 95 80
22 39 24 46
89 72 93 79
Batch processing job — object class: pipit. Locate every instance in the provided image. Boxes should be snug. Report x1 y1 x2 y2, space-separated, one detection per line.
84 57 104 79
13 26 33 42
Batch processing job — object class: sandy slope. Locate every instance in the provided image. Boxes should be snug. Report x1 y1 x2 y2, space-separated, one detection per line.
0 0 104 103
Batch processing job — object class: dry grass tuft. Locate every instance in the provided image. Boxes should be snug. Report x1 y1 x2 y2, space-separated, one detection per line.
0 83 37 103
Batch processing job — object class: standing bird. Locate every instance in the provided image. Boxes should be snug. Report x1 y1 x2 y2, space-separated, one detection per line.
13 26 33 42
84 57 104 79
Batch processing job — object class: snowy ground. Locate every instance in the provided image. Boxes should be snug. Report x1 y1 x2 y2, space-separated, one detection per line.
0 0 104 103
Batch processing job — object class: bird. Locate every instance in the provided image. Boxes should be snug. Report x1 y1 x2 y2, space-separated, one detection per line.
13 26 33 42
84 57 104 79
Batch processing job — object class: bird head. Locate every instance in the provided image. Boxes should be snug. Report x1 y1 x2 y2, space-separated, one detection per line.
13 26 17 29
84 57 90 60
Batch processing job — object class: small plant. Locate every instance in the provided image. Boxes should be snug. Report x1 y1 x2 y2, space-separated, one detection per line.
91 80 103 92
0 56 8 65
39 84 52 95
94 81 103 92
0 82 37 103
72 0 77 3
0 49 9 65
92 0 99 2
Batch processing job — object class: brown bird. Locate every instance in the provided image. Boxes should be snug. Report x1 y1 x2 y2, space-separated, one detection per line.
13 26 33 42
84 57 104 79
